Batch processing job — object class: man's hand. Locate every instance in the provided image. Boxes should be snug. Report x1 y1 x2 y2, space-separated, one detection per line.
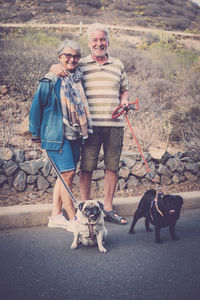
49 64 66 77
120 90 130 106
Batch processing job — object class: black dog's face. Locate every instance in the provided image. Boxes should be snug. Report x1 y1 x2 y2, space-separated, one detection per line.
162 195 183 217
79 201 103 221
163 198 177 216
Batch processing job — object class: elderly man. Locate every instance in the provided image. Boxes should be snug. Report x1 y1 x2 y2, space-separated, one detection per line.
49 23 130 225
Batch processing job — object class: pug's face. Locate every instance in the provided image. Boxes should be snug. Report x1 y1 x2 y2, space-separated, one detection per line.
162 195 183 217
78 200 104 221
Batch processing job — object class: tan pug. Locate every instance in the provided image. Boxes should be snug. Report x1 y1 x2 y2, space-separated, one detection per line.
71 200 108 253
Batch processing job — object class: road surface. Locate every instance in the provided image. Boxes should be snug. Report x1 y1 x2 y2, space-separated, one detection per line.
0 209 200 300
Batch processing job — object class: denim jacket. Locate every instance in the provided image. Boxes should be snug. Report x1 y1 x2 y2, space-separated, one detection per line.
29 77 64 150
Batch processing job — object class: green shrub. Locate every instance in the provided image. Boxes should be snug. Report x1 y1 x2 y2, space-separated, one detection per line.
20 28 61 46
0 27 199 150
0 39 57 101
0 29 62 101
0 29 81 101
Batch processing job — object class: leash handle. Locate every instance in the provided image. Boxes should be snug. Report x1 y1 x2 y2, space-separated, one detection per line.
112 99 139 119
46 152 78 207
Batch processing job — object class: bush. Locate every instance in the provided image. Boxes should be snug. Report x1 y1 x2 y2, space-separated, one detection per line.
0 28 99 100
20 28 61 46
109 46 139 74
184 72 200 96
166 103 200 147
113 0 134 12
135 18 149 27
142 32 162 45
42 2 68 13
145 3 161 16
0 29 62 101
173 6 194 19
125 37 200 149
0 39 57 101
0 27 199 150
73 0 102 8
163 16 191 30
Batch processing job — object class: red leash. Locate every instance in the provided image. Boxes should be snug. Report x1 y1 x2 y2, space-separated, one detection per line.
112 99 155 182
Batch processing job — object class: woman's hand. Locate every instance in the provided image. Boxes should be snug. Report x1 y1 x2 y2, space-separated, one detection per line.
49 64 67 77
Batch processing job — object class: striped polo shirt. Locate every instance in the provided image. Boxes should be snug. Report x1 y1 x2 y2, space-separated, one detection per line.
79 54 129 127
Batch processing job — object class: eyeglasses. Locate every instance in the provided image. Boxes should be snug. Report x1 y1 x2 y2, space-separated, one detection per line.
62 53 81 61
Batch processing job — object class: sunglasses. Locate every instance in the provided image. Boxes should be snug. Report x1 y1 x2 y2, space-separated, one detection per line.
62 53 81 61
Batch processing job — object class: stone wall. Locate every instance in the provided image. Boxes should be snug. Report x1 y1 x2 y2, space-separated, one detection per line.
0 147 199 195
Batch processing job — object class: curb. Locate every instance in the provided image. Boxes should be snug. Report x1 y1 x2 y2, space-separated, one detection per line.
0 191 199 230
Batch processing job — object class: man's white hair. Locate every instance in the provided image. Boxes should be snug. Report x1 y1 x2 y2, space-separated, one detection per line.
86 23 109 40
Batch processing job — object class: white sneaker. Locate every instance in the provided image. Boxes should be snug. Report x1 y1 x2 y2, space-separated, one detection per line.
48 213 70 230
67 220 77 233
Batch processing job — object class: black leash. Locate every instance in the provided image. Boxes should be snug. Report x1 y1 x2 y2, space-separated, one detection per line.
46 152 78 207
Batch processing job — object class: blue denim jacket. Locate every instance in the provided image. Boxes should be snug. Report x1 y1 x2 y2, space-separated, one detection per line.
29 77 64 150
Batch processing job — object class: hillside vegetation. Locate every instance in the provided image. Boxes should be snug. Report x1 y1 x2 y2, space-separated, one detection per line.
0 0 200 152
1 0 200 31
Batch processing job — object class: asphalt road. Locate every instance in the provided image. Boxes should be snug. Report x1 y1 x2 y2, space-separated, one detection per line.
0 209 200 300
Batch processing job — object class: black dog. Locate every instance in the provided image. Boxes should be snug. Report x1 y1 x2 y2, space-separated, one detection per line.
129 189 183 243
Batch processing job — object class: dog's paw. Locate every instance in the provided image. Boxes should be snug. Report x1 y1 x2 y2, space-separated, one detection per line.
128 230 135 234
99 246 108 253
71 243 78 250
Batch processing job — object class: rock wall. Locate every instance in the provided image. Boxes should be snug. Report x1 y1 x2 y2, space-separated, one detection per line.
0 147 199 195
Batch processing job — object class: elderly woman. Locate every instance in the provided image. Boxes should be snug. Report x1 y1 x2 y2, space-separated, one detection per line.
29 39 92 232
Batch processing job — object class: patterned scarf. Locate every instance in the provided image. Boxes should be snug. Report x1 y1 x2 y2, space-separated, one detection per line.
60 67 93 139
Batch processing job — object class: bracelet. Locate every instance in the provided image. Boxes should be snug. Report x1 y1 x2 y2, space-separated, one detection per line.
31 137 41 143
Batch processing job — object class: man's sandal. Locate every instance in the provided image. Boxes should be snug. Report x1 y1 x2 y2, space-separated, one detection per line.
103 210 128 225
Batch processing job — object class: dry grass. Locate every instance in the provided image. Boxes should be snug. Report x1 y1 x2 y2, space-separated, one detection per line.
0 0 199 31
0 27 200 151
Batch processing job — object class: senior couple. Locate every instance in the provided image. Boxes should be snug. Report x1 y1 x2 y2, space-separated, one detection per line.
29 23 130 231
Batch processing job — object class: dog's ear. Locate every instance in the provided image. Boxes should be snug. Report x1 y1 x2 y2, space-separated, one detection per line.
78 202 85 211
178 196 184 206
97 201 103 211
